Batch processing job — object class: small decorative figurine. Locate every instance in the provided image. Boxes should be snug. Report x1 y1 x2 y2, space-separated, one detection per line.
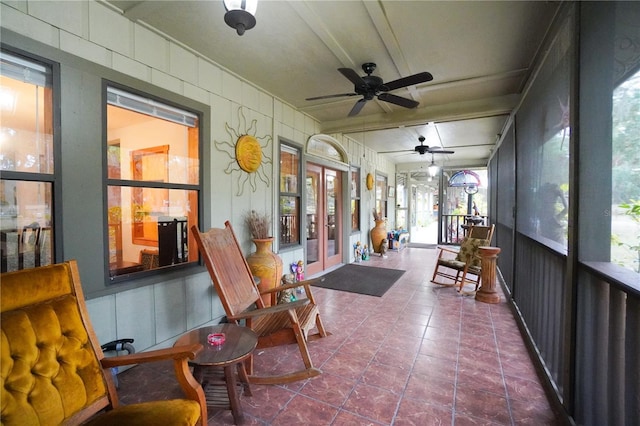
278 274 296 304
380 238 389 258
362 244 370 260
354 241 362 262
295 260 304 282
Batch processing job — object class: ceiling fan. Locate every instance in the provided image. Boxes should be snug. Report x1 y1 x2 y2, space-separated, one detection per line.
379 136 455 156
305 62 433 117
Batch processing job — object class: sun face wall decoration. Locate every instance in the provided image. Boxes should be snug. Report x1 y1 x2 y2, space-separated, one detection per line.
366 173 374 190
214 108 273 196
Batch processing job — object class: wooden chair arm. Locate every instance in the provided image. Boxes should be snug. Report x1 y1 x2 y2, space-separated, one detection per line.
100 343 203 368
101 343 208 425
229 298 310 321
258 276 325 294
438 246 459 255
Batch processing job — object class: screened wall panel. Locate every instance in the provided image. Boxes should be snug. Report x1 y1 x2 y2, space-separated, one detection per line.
515 11 573 253
494 123 516 290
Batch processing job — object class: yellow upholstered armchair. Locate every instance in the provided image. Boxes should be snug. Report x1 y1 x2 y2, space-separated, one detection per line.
1 260 207 426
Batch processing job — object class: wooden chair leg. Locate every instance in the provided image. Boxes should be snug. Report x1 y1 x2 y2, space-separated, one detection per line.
431 264 439 282
236 363 252 397
315 314 328 338
292 322 314 369
244 355 254 377
224 365 244 425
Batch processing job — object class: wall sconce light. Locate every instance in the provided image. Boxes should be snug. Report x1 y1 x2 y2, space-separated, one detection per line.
223 0 258 36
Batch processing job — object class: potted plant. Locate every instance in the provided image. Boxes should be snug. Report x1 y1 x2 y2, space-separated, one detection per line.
243 210 283 306
244 210 271 240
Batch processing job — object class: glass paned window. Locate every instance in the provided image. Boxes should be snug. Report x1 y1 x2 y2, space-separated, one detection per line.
0 51 55 272
375 173 388 220
279 143 300 246
106 86 200 279
350 167 360 232
396 173 408 230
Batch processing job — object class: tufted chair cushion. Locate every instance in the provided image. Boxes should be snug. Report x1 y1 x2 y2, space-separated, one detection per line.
455 237 489 267
1 264 107 425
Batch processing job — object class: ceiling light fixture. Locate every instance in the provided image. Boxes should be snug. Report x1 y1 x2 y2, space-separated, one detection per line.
223 0 258 36
428 154 439 177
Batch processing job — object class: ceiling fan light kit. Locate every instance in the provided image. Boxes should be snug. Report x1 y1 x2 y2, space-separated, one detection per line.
428 154 439 177
306 63 433 116
223 0 258 36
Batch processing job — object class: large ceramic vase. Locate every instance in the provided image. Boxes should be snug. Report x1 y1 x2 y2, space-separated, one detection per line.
370 219 387 253
246 238 283 307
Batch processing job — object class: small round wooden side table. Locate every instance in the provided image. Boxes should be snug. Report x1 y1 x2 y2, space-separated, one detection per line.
174 323 258 424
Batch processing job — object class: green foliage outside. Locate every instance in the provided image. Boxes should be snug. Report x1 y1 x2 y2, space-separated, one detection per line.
612 200 640 273
611 70 640 273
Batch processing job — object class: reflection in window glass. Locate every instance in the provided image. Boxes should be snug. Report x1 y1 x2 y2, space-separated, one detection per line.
1 51 55 272
350 167 360 232
106 87 200 279
375 174 387 220
279 143 300 246
611 69 640 273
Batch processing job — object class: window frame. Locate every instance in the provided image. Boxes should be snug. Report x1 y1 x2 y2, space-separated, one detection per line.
375 172 388 220
0 47 62 272
278 139 302 250
350 166 361 232
103 82 202 283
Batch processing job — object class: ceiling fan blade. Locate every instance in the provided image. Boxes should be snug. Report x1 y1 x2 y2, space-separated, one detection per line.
429 149 455 154
348 98 368 116
338 68 367 88
378 93 419 109
383 72 433 91
378 149 414 154
306 93 358 101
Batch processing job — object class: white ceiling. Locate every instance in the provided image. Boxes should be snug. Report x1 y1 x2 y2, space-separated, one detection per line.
104 0 560 170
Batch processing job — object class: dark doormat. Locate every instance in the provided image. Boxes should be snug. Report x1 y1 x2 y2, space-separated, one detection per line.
311 264 405 297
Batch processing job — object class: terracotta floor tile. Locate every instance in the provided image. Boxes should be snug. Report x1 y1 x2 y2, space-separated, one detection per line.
454 388 512 425
271 394 339 425
404 373 456 407
343 383 401 424
394 399 453 425
114 248 562 425
456 365 506 396
332 409 387 425
299 372 356 407
361 361 411 395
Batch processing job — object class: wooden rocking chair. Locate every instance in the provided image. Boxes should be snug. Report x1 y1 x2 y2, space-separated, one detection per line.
431 224 494 294
191 222 329 385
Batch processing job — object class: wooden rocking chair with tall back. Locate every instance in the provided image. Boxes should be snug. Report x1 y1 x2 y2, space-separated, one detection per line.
1 260 207 426
431 224 495 294
191 221 329 385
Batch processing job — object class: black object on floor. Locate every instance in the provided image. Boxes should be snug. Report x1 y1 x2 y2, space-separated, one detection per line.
311 264 405 297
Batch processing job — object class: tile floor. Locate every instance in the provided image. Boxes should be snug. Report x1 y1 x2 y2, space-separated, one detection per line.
116 247 564 425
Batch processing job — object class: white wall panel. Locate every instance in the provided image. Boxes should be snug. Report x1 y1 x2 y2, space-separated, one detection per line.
154 278 187 343
115 285 155 350
169 42 198 85
60 30 111 67
133 24 167 72
89 1 131 57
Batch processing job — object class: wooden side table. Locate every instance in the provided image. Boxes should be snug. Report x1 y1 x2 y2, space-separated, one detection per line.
174 323 258 424
475 246 501 304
